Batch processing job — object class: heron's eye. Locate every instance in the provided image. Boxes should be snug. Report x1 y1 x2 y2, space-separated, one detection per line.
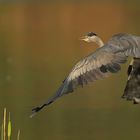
87 32 97 37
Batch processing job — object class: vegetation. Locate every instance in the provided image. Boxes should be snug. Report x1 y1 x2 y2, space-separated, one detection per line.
1 108 20 140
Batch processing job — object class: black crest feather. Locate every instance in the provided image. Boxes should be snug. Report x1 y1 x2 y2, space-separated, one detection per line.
87 32 97 37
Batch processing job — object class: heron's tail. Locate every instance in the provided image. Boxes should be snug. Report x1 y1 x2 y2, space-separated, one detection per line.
122 58 140 104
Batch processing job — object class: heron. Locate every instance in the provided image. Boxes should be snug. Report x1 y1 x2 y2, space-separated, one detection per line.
31 32 140 117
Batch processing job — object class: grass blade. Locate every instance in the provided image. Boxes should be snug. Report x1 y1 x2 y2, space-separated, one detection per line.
17 129 20 140
8 112 11 140
3 108 6 140
1 123 3 140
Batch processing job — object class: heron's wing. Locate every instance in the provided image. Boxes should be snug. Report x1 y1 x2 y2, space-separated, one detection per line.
31 33 140 116
122 58 140 103
31 46 127 117
66 51 125 89
105 33 140 57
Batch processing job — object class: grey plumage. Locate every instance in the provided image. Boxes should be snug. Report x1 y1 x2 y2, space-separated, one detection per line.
122 58 140 103
31 33 140 117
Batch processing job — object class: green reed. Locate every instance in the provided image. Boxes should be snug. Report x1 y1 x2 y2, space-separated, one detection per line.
1 108 20 140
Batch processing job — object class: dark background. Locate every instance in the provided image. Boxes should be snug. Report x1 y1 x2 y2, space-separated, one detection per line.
0 1 140 140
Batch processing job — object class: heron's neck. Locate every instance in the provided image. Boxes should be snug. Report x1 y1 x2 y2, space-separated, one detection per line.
93 36 104 47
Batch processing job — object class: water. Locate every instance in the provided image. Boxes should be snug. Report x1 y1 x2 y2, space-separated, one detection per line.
0 1 140 140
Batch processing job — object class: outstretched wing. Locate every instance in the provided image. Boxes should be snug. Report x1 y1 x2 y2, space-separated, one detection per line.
122 58 140 103
31 33 140 117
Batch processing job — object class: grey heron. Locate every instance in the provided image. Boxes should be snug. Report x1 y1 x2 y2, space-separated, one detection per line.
31 32 140 117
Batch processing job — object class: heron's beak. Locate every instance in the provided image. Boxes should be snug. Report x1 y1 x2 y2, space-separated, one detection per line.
79 36 89 42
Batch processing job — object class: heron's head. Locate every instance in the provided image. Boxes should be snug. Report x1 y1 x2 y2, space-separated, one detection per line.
80 32 98 43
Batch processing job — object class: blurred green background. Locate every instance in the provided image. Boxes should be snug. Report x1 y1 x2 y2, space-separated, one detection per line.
0 0 140 140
